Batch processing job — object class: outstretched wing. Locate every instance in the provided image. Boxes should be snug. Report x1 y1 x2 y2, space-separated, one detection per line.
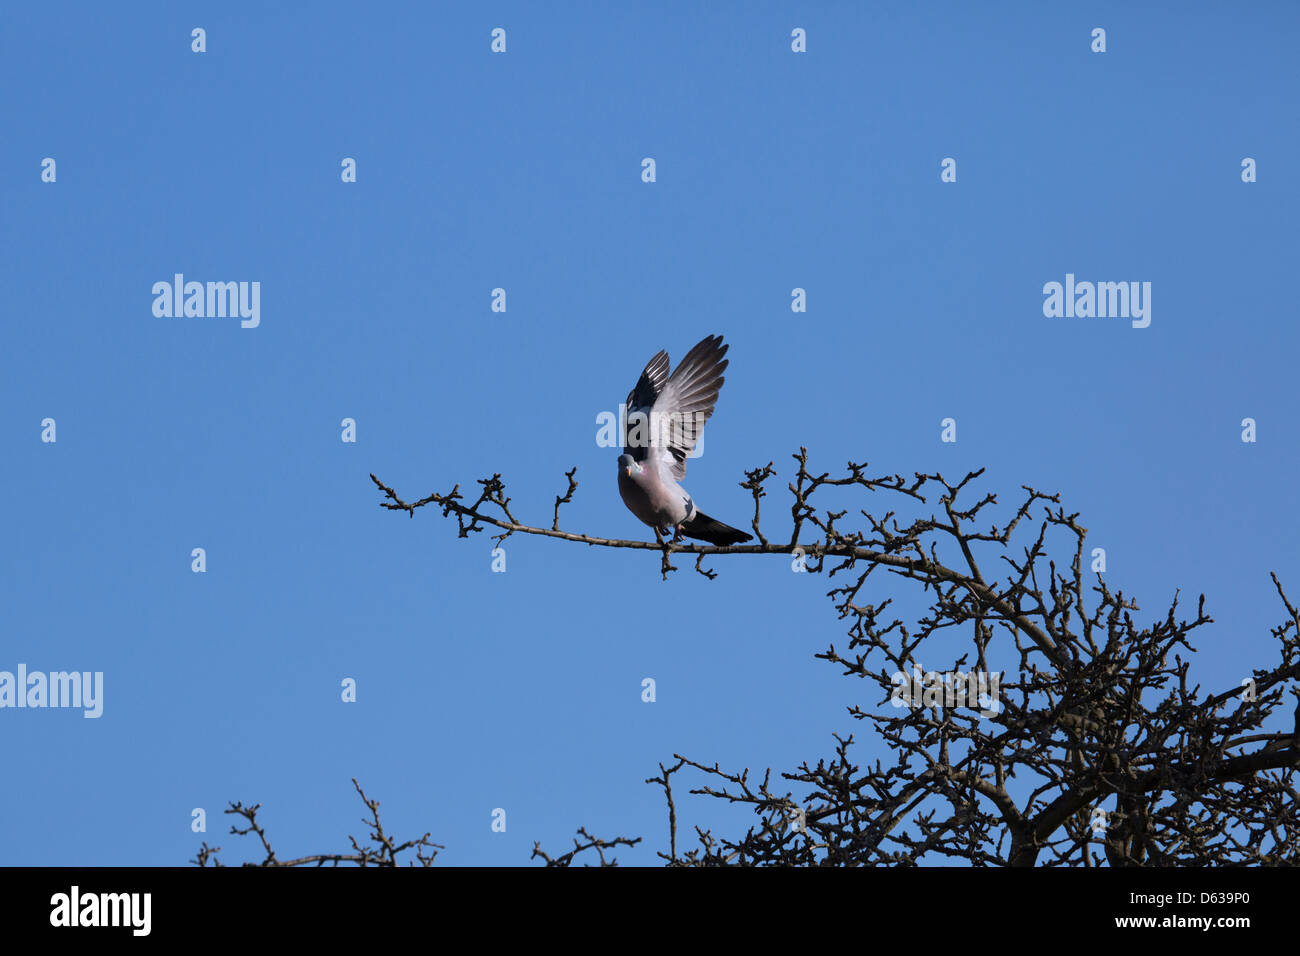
622 335 731 478
622 348 670 462
652 335 730 480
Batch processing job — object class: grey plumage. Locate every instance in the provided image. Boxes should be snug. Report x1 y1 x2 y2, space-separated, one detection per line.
617 335 753 546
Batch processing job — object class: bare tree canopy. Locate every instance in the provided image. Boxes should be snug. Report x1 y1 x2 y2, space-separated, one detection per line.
358 449 1299 866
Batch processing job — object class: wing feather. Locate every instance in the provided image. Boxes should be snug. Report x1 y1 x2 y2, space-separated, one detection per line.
621 335 732 478
653 335 729 480
622 349 669 461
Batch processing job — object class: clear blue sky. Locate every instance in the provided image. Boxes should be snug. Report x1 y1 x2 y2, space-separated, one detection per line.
2 2 1297 865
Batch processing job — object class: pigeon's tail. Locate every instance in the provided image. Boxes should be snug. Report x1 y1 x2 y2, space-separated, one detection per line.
680 511 753 546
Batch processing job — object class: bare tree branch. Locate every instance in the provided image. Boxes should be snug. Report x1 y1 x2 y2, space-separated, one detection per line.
193 779 442 867
531 828 641 867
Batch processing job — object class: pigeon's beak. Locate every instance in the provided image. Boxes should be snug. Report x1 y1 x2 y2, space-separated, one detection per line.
625 465 632 477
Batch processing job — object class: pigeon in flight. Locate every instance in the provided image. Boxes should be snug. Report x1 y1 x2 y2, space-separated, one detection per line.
617 334 754 546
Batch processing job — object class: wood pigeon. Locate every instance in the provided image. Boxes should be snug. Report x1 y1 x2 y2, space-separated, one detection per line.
617 334 753 545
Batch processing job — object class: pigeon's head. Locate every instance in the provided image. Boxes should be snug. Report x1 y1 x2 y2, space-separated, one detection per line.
617 453 642 479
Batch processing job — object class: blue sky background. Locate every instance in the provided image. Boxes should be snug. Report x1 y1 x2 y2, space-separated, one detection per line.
2 2 1297 865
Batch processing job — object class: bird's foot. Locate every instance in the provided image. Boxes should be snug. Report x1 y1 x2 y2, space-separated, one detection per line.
671 526 685 543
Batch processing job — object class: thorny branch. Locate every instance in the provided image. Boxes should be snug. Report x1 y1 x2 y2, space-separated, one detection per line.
192 779 442 867
530 828 642 867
